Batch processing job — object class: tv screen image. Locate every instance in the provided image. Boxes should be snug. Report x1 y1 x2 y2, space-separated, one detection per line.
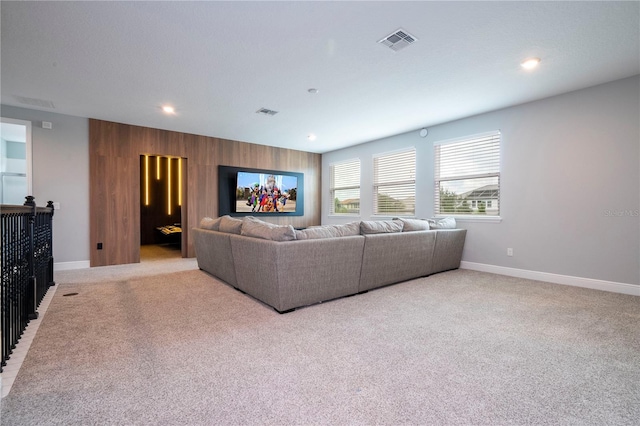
235 171 298 213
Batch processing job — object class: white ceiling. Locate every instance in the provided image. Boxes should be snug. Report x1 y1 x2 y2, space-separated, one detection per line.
1 1 638 153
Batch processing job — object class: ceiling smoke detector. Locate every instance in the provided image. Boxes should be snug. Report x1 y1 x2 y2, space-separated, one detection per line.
378 29 417 52
256 107 279 116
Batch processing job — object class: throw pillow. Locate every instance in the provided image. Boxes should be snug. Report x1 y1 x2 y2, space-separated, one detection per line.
219 215 243 234
200 216 222 231
241 216 297 241
428 217 457 229
359 220 404 234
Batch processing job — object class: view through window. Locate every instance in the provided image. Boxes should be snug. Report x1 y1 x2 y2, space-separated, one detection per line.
373 148 416 215
434 131 501 216
330 159 360 214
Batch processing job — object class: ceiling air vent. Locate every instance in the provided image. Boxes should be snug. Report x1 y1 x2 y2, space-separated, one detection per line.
378 29 417 52
256 107 279 116
13 95 55 109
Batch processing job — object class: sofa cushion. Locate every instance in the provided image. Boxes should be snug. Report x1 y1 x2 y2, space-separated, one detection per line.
219 215 243 234
428 217 457 229
396 218 430 232
334 221 361 236
360 220 404 234
296 222 360 240
241 216 297 241
200 216 222 231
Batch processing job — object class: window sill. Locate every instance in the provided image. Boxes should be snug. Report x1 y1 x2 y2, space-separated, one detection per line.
372 214 416 219
434 215 502 223
328 214 361 218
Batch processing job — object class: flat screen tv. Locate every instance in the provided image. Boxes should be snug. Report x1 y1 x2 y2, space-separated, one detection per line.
218 166 304 217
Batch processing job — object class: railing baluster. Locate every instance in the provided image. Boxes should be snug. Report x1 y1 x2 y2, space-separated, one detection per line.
0 196 55 372
46 201 56 289
24 196 38 321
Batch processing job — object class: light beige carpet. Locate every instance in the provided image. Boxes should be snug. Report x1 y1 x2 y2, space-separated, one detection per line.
140 244 183 262
1 268 638 425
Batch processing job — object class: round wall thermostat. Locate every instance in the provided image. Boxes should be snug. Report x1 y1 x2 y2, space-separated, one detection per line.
419 128 428 138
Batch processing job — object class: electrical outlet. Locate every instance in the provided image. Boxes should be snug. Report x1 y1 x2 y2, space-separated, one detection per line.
53 202 61 210
507 248 513 257
97 243 103 250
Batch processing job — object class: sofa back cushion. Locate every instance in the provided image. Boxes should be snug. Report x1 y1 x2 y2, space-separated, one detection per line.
200 216 222 231
295 222 360 240
360 220 404 234
241 216 297 241
396 218 430 232
219 215 243 234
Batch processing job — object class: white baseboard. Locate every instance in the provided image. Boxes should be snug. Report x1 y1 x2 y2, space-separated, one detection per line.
54 260 90 271
460 261 640 296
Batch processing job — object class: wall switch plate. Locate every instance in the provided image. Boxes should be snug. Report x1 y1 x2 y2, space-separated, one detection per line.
507 248 513 257
42 121 52 129
53 202 61 210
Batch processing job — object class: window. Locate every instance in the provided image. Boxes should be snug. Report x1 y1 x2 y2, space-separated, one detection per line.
373 148 416 215
330 159 360 214
434 131 501 217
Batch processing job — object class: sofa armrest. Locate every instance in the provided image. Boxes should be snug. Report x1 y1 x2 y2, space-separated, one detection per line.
229 235 280 308
193 228 238 286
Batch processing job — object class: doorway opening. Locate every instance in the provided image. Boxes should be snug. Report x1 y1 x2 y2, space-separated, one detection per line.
139 155 187 261
0 117 32 204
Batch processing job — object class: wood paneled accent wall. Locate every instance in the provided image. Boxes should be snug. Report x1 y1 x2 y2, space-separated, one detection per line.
89 119 321 267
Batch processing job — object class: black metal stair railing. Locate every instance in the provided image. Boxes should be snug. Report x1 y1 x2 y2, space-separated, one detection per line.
1 196 55 372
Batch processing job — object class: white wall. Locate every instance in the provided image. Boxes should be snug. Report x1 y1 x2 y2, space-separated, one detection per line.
322 75 640 287
1 105 89 265
2 75 638 282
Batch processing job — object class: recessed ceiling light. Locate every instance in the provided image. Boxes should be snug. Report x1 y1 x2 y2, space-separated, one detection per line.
520 57 541 70
307 88 319 94
308 134 317 141
162 105 175 114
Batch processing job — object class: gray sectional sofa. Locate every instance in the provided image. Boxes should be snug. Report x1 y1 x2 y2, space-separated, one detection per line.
193 216 466 313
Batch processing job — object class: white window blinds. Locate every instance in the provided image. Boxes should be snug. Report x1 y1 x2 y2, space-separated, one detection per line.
330 159 360 214
373 148 416 215
434 131 501 216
